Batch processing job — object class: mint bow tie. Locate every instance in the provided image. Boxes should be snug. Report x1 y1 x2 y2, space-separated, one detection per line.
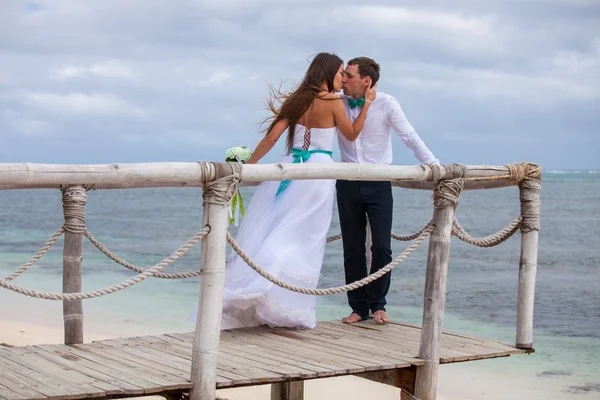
348 97 365 109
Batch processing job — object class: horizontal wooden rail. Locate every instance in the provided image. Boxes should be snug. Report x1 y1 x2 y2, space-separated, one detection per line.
0 162 516 190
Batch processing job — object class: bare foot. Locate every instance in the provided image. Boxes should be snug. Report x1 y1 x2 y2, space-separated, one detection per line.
373 310 389 324
342 313 363 324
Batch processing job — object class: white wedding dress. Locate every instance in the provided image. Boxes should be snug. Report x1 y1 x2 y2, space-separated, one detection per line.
221 124 336 330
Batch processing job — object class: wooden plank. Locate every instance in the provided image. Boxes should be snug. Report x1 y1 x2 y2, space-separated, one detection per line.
0 347 107 398
386 321 525 352
42 345 167 394
33 345 143 395
219 348 304 380
132 336 250 387
140 333 309 381
97 339 193 381
321 321 508 363
216 330 370 372
156 335 288 385
0 353 74 399
256 328 414 368
227 329 387 370
0 347 101 399
219 338 337 378
218 331 364 374
146 334 287 386
69 343 185 392
319 322 470 363
219 346 321 379
0 379 46 400
9 346 124 397
103 338 195 375
312 324 423 363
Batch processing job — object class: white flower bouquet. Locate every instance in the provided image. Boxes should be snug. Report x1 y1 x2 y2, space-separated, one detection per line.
225 146 252 163
225 146 253 226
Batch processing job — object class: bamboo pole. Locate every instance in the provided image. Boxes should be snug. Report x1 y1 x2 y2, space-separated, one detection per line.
414 179 462 400
392 179 515 191
0 162 520 190
239 179 516 191
61 186 86 345
515 176 541 349
191 163 241 400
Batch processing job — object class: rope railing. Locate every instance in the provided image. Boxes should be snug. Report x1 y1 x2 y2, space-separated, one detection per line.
0 214 524 299
226 224 436 296
0 227 210 300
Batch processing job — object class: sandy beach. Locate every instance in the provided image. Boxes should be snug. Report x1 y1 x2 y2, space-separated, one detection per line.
2 317 583 400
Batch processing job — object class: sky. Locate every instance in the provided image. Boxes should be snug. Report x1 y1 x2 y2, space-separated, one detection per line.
1 0 598 170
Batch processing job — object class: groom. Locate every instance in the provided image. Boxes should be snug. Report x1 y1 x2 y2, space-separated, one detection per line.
337 57 440 324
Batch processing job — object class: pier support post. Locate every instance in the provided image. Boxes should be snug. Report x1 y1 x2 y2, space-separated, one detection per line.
271 381 304 400
191 162 241 400
61 185 87 345
515 167 542 349
415 178 462 400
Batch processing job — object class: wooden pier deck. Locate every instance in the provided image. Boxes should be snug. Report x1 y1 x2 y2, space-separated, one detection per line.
0 320 532 400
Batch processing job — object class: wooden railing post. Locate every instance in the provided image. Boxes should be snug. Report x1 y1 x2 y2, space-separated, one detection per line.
61 185 87 345
515 169 542 349
415 178 463 400
191 162 241 400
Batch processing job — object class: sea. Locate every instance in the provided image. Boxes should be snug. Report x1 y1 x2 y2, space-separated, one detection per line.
1 170 599 398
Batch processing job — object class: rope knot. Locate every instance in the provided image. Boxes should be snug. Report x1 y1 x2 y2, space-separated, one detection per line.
504 163 542 232
433 178 463 209
506 162 542 184
202 162 243 206
428 163 468 182
61 186 87 233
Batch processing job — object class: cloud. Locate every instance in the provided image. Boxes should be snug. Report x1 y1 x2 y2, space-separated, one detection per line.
50 60 133 80
21 92 146 117
1 109 56 137
390 60 599 106
0 0 598 168
186 71 233 87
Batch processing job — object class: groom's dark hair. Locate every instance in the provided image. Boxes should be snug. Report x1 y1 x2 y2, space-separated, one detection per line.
348 57 380 88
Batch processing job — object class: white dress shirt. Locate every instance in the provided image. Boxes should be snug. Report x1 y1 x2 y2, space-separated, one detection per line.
337 92 439 165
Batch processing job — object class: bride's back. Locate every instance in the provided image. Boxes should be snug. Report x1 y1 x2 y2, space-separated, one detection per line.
297 94 340 129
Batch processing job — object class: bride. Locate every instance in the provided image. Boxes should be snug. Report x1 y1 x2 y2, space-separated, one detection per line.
221 52 376 330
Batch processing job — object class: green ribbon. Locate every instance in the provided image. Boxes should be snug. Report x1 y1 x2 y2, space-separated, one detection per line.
276 147 333 196
348 97 365 109
229 189 246 226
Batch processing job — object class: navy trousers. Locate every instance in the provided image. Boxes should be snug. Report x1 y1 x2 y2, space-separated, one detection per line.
336 180 393 320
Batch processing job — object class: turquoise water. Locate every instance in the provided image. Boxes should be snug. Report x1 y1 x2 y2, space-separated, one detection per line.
1 170 599 397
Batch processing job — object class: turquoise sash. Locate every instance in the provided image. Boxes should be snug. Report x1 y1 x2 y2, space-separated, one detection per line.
276 147 333 196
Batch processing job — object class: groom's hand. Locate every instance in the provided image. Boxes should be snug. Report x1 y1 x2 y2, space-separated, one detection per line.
365 79 377 103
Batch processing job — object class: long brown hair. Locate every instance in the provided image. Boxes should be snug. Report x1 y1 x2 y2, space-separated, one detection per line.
262 52 343 153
